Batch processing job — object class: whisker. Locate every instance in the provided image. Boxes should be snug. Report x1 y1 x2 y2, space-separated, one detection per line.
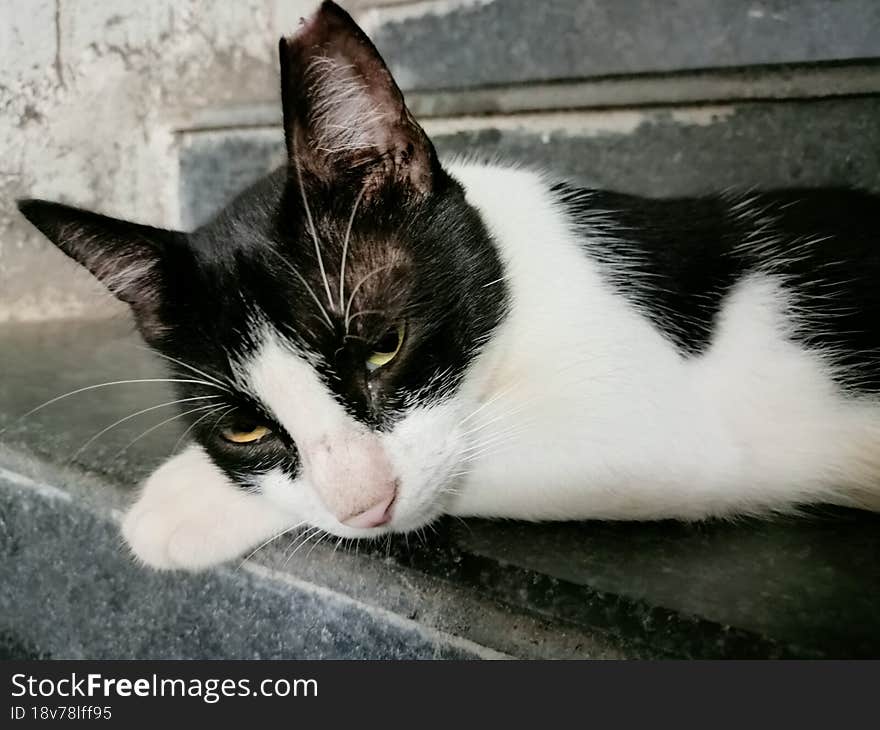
338 183 367 312
139 348 231 391
283 526 322 569
1 378 230 436
171 403 233 455
459 405 530 440
460 424 526 453
293 151 334 310
68 395 221 464
236 519 309 569
283 525 317 560
345 309 385 325
459 427 528 463
261 244 334 330
111 403 224 461
457 381 523 428
307 531 332 558
207 405 237 439
344 263 395 331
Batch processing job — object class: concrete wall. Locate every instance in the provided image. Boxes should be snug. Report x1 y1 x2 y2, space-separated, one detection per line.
3 0 879 324
0 0 327 323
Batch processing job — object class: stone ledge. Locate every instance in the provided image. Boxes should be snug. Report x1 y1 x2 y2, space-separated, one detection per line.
363 0 880 91
1 319 879 659
177 96 880 228
171 63 880 130
0 454 507 660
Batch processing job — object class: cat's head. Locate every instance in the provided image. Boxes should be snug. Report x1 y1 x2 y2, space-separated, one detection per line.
18 1 506 538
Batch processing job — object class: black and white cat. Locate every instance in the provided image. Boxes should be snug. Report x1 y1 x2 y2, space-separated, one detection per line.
18 2 880 570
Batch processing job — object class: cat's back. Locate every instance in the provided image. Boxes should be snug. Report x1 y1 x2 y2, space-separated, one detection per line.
560 183 880 391
445 161 880 519
451 159 880 391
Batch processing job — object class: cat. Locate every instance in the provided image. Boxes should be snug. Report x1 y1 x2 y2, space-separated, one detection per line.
17 1 880 571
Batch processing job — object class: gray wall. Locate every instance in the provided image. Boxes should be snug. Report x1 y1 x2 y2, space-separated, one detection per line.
3 0 879 322
0 0 324 323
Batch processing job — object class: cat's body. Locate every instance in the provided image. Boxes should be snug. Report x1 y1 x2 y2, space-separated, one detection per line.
442 164 880 520
18 2 880 570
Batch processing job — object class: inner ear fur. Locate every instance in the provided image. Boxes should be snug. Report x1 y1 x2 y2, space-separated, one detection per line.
279 1 437 198
17 198 186 341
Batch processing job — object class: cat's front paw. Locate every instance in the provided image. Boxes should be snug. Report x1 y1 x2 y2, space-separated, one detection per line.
121 446 291 571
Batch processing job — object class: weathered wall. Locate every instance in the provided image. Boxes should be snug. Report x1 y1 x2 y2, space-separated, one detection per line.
3 0 878 324
0 0 325 322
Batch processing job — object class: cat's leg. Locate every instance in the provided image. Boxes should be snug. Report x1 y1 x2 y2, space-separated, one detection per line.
121 445 294 571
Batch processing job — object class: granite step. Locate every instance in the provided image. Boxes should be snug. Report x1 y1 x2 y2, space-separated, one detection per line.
361 0 880 92
177 95 880 229
1 319 879 659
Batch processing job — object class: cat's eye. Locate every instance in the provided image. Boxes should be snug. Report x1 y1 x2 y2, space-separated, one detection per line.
221 424 272 444
366 323 406 371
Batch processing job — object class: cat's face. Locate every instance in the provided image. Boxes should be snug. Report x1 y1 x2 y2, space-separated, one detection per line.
18 2 506 537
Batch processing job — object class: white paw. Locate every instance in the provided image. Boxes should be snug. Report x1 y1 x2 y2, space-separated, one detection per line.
121 446 291 571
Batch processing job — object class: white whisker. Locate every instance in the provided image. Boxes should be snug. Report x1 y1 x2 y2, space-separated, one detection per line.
112 403 224 461
283 526 322 569
307 531 332 558
457 381 523 427
1 378 230 436
293 150 334 311
171 403 233 455
236 519 309 569
68 395 221 464
339 183 367 312
140 348 231 391
261 244 334 330
344 263 395 331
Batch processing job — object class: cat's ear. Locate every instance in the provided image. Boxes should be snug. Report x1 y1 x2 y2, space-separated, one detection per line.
279 0 437 197
17 199 184 341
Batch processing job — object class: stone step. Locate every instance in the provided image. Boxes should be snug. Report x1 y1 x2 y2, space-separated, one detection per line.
2 319 879 659
361 0 880 91
177 95 880 228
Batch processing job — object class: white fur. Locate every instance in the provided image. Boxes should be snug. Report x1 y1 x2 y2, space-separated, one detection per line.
121 445 292 571
122 161 880 570
306 56 384 155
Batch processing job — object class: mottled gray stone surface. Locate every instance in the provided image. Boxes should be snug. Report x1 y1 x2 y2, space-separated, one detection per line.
178 97 880 229
369 0 880 91
0 321 634 660
430 98 880 196
0 466 494 659
178 131 286 230
1 320 879 658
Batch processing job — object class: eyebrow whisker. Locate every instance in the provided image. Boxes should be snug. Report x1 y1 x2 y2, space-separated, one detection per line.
293 143 335 313
338 183 367 313
344 263 395 333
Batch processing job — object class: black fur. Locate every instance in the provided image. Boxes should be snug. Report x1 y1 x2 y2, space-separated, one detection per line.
16 1 508 490
17 163 506 489
555 183 880 391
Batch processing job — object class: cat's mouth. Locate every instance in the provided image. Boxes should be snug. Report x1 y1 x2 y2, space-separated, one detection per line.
339 492 397 530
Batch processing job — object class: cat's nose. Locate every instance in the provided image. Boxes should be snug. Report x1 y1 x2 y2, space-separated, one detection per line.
341 493 396 529
304 431 398 528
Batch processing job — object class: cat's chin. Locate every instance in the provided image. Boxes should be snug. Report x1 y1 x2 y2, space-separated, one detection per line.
313 509 444 541
264 487 447 542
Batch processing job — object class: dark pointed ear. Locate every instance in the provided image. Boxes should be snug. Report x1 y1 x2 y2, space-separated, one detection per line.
279 0 437 197
17 199 184 342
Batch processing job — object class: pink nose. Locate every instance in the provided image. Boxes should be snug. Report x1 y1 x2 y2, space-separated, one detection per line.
342 494 395 529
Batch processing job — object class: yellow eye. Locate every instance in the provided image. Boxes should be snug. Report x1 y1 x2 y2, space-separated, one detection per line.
221 424 271 444
366 323 406 371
